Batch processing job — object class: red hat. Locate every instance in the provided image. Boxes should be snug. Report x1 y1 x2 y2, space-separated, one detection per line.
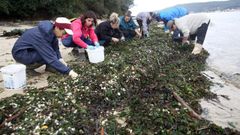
54 17 73 35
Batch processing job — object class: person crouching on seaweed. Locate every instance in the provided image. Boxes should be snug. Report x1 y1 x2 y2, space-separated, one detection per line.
154 7 188 33
136 11 155 38
119 10 142 39
61 11 100 53
12 17 78 79
167 13 210 55
95 12 123 46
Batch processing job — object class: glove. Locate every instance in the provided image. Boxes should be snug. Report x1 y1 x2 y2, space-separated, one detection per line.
87 45 95 50
94 42 100 47
121 36 125 41
69 70 78 79
59 58 67 66
192 43 203 55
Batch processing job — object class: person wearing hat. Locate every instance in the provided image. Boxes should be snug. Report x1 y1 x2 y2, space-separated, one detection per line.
155 7 188 33
167 13 210 55
12 17 78 78
119 11 142 39
136 12 155 38
61 11 100 52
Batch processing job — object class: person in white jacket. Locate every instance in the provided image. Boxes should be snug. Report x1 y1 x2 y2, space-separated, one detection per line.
167 13 210 54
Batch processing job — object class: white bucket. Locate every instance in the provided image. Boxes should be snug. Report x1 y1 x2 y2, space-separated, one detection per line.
86 46 105 63
0 64 26 89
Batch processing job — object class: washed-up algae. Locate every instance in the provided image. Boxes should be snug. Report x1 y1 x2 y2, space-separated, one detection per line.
0 24 239 134
0 29 26 37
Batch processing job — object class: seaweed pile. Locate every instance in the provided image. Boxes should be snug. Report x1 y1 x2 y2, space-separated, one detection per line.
0 29 26 37
0 25 239 134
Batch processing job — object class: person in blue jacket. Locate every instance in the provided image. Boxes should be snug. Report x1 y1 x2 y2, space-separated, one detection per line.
12 17 78 78
155 7 188 32
119 11 142 39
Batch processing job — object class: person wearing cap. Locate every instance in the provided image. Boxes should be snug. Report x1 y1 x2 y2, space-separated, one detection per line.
136 12 155 38
12 17 78 78
61 11 100 51
167 13 210 55
95 12 123 46
155 7 188 33
119 11 142 39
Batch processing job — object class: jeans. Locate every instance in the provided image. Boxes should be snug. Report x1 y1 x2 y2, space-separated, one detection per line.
13 49 47 65
136 19 151 36
62 35 94 48
121 29 136 39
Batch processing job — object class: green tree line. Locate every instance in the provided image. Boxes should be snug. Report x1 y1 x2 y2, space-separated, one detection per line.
0 0 133 19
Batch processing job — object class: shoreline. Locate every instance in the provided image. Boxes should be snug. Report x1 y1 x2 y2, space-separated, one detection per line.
0 10 239 132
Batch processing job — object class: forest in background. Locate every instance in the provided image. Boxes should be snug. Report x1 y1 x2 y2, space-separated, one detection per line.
0 0 133 20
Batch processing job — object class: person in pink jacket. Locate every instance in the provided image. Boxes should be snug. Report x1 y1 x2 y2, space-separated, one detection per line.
62 11 100 50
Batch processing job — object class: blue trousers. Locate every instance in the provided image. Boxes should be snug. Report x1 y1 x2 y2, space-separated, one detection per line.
13 49 53 65
62 35 94 48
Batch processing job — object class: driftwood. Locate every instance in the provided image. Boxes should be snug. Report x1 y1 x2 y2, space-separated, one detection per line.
0 108 26 128
101 127 104 135
172 91 202 120
197 123 211 131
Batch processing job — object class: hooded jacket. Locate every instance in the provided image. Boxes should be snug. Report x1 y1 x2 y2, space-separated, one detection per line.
12 21 70 74
156 7 188 24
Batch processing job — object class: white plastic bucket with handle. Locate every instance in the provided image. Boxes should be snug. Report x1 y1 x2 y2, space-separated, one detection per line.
86 46 105 63
0 64 26 89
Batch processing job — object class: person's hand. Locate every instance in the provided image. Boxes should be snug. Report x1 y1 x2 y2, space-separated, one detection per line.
87 45 95 50
137 33 142 38
182 37 189 45
112 37 119 43
69 70 78 79
94 42 100 47
164 30 170 33
59 58 67 66
135 29 142 38
121 36 125 41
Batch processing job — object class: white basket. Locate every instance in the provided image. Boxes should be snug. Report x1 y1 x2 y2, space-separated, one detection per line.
0 64 26 89
86 46 105 63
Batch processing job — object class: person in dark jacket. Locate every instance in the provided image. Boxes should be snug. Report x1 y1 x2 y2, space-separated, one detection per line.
119 11 142 39
12 17 78 78
95 12 123 46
